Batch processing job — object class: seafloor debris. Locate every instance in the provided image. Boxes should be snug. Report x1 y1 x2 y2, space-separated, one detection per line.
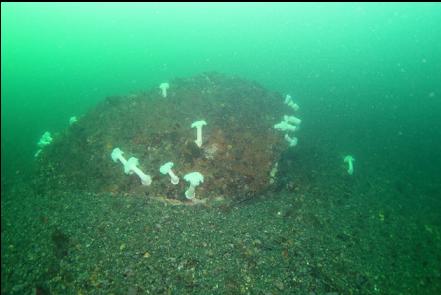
34 72 299 200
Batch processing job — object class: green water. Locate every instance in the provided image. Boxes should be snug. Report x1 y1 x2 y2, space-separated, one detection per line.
2 3 441 294
2 2 440 180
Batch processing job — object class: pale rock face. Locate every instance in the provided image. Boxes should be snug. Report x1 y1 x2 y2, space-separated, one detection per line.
203 143 219 160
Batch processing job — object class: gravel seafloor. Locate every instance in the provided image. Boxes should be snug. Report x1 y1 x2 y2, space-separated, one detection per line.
2 172 441 295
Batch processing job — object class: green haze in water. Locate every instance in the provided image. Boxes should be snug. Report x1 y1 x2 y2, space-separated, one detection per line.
2 3 441 294
2 2 441 181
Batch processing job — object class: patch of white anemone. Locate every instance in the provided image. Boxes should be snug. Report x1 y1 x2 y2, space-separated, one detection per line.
344 155 355 175
273 94 303 148
159 162 179 185
183 172 204 200
159 82 170 98
191 120 207 148
111 148 152 186
34 131 53 157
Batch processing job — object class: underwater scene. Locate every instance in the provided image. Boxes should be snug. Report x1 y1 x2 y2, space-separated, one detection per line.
1 3 441 294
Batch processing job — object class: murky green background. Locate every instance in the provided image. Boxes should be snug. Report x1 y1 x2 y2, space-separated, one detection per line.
1 3 441 182
2 3 440 182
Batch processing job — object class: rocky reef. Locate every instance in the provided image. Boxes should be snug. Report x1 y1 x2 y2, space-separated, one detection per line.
34 73 294 200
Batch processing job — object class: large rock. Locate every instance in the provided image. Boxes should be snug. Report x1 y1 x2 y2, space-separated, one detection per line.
34 73 291 200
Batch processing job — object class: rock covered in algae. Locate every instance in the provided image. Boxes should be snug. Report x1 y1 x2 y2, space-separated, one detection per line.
34 73 290 200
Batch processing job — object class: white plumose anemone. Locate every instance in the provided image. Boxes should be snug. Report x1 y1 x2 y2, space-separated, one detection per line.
111 148 152 185
124 157 152 186
191 120 207 148
160 162 179 185
183 172 204 199
344 155 355 175
159 82 170 98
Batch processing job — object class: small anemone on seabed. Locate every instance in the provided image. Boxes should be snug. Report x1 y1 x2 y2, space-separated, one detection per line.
273 94 303 148
69 116 78 125
159 82 170 98
159 162 180 185
183 172 204 200
34 131 53 157
111 147 152 185
344 155 355 175
191 120 207 148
